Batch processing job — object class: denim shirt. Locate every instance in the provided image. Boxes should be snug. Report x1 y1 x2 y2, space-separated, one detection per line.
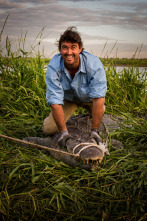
46 51 107 106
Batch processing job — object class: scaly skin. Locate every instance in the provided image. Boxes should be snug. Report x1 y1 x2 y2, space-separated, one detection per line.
22 136 92 170
23 114 110 169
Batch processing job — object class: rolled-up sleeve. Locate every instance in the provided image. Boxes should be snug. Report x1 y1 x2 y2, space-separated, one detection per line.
88 67 107 98
46 65 64 106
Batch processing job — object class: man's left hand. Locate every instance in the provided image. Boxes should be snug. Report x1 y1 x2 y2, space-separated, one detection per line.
90 129 103 144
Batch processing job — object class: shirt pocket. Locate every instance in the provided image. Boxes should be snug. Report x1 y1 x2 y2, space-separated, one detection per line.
79 83 90 102
80 76 89 93
61 77 71 90
80 83 89 94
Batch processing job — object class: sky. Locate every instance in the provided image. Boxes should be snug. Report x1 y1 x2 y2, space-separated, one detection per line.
0 0 147 59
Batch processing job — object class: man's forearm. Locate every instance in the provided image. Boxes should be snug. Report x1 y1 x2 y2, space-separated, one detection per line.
92 97 105 129
51 104 67 132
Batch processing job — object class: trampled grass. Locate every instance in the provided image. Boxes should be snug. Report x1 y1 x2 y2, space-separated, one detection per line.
0 21 147 220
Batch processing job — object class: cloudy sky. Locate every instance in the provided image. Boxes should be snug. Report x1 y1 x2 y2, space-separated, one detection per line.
0 0 147 58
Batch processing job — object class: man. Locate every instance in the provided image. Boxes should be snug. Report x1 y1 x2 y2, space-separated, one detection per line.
43 26 107 147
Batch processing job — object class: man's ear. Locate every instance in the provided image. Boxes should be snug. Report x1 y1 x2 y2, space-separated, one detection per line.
79 47 82 53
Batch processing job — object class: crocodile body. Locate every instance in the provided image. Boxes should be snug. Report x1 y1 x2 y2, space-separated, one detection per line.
24 114 123 170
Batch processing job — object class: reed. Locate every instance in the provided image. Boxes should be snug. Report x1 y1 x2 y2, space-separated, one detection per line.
105 65 146 115
0 19 147 220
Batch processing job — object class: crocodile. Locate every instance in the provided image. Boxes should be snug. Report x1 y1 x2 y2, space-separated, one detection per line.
23 114 123 170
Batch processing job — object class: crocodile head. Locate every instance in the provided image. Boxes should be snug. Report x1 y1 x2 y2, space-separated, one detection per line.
66 137 109 165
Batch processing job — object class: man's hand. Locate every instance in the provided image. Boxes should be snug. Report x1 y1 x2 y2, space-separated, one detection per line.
90 129 103 144
58 131 71 147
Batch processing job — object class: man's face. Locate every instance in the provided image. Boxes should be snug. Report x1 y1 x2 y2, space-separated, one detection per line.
60 42 82 68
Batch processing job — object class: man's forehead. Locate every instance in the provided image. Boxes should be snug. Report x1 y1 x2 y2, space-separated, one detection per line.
61 42 78 46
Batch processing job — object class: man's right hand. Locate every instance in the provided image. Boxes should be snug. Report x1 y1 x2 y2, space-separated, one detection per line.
58 131 71 147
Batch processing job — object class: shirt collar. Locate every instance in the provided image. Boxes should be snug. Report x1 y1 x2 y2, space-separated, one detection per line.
79 53 86 73
60 53 86 74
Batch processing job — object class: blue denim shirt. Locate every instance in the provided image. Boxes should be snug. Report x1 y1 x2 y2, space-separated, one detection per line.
46 51 107 106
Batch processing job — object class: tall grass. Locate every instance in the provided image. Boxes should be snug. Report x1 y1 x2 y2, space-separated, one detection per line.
0 28 50 138
0 20 147 220
105 66 146 114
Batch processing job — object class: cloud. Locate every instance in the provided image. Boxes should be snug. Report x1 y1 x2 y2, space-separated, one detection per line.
0 1 101 37
0 0 146 58
95 10 147 30
0 0 26 11
0 0 146 32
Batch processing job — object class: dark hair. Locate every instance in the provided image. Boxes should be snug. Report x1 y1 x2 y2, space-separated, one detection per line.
58 26 84 51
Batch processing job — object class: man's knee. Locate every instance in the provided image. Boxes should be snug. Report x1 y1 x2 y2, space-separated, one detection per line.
42 100 78 135
42 113 58 135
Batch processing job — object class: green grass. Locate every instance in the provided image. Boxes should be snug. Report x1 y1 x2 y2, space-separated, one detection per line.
0 20 147 220
105 66 146 115
0 131 146 220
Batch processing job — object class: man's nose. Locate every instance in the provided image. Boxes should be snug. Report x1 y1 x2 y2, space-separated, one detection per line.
67 48 72 54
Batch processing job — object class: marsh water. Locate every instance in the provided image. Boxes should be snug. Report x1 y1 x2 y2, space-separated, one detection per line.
115 66 147 74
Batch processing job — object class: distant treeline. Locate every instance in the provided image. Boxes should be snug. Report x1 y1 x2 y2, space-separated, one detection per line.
2 56 147 67
100 58 147 67
43 57 147 67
